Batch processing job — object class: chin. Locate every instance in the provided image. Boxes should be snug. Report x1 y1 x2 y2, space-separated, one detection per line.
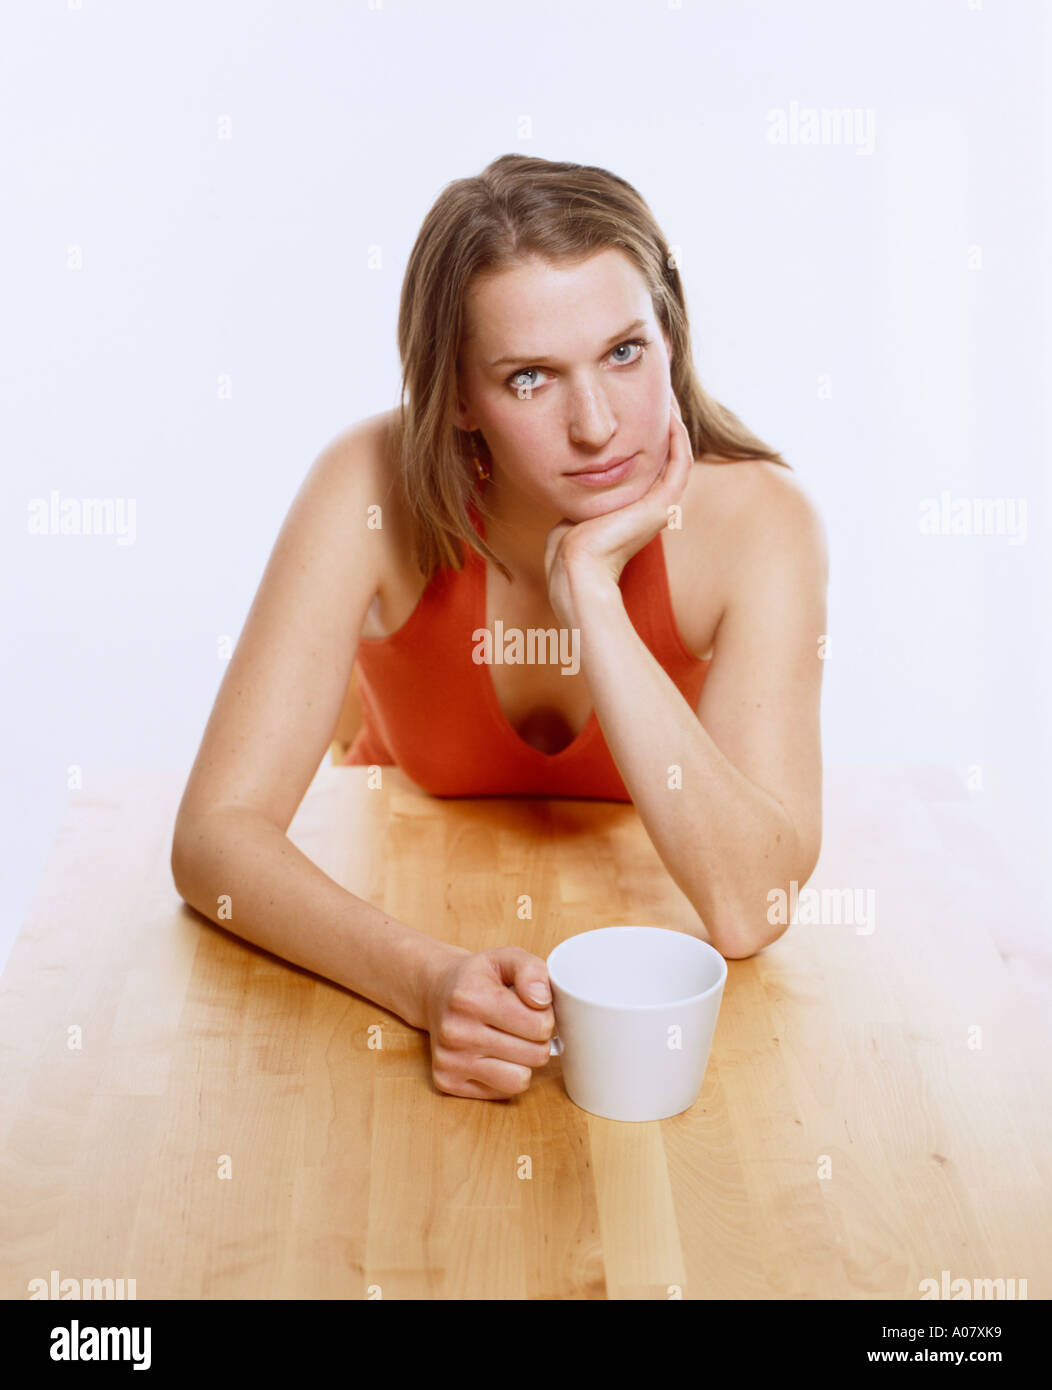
567 471 657 520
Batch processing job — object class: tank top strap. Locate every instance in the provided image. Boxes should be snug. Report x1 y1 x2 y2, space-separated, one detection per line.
620 529 699 665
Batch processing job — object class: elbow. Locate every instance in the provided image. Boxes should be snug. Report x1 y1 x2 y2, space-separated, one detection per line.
685 833 820 960
170 824 197 902
169 806 217 900
733 919 790 959
698 883 798 961
708 843 819 959
170 837 188 900
706 916 788 961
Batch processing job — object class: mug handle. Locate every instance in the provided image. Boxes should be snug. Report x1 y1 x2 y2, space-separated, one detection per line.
549 1035 564 1057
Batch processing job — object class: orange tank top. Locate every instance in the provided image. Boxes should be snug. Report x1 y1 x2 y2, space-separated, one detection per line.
344 497 711 800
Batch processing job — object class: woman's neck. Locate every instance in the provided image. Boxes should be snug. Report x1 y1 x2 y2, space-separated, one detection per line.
477 477 566 597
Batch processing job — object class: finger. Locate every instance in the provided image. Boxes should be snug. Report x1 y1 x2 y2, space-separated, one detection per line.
641 445 686 534
458 1021 554 1068
650 399 690 492
514 958 551 1009
433 1009 553 1062
433 1074 514 1101
472 949 556 1042
491 946 551 1007
658 406 693 499
463 1056 535 1095
483 996 556 1046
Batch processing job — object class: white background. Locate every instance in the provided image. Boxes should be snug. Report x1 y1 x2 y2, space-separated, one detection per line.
2 0 1049 970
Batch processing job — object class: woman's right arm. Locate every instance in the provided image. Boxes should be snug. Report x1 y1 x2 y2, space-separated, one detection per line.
170 415 463 1030
169 417 556 1096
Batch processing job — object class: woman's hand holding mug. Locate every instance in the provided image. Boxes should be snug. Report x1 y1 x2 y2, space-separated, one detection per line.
423 947 556 1100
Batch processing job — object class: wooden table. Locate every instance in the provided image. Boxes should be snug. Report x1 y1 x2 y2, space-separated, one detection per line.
1 762 1049 1300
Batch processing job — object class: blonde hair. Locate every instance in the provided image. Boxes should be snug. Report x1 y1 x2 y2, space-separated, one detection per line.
392 153 790 583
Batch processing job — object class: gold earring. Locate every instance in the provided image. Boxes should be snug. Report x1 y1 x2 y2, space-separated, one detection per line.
468 433 491 481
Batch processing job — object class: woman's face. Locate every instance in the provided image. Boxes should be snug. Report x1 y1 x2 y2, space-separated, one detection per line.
455 248 675 522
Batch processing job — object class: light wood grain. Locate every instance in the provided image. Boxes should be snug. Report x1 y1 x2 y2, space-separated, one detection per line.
1 763 1048 1299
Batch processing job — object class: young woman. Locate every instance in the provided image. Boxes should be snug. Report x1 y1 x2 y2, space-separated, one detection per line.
171 154 828 1103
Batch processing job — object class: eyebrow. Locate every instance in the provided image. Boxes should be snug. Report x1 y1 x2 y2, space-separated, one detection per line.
487 319 648 370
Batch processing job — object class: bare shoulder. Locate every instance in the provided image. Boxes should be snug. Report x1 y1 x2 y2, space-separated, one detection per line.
663 456 827 659
313 407 399 498
306 408 412 546
171 408 403 837
689 455 828 580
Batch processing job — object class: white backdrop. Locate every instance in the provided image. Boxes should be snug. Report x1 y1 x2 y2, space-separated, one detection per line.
2 0 1049 969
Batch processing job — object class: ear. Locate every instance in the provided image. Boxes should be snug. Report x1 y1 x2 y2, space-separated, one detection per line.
450 373 480 433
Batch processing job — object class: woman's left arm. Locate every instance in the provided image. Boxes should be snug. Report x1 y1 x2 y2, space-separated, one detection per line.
545 396 829 959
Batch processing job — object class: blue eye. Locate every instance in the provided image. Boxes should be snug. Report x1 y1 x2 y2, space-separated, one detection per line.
509 366 543 393
507 338 650 396
610 339 648 364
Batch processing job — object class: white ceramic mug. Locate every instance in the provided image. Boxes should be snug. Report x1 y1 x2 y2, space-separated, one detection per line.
546 926 727 1122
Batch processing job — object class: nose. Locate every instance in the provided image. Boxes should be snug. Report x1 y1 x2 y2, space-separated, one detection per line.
567 382 616 449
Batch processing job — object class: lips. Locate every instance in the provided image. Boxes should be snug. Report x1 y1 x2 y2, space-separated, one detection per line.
566 454 634 476
564 452 639 486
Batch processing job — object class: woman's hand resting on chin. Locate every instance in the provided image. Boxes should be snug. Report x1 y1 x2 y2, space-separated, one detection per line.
543 389 693 629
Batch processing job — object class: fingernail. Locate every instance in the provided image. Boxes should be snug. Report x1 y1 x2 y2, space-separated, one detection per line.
529 983 550 1004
